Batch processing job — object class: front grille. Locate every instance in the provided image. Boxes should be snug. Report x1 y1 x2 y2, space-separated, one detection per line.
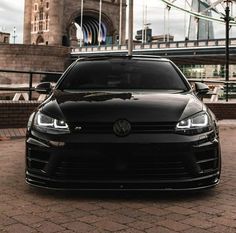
51 144 191 180
27 143 219 182
70 122 176 134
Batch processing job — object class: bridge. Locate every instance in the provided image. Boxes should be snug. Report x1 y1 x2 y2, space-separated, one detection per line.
71 38 236 65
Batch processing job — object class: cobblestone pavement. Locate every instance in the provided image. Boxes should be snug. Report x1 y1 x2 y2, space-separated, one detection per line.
0 128 26 140
0 126 236 233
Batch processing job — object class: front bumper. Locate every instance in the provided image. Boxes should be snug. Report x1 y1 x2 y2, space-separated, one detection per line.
25 130 221 191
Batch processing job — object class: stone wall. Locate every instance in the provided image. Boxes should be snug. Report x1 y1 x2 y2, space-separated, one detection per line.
207 103 236 120
0 44 71 84
0 101 39 128
0 101 235 129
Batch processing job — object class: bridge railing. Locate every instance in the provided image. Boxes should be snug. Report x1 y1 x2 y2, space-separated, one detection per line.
0 69 62 101
71 38 236 54
0 69 236 102
188 79 236 102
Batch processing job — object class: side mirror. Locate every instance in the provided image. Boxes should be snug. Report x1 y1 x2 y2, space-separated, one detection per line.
195 82 209 98
35 82 52 94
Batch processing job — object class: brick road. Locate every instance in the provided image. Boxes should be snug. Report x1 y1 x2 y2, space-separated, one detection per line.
0 125 236 233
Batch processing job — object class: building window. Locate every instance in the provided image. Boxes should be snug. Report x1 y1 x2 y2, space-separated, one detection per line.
39 11 44 20
39 22 43 31
46 20 49 30
46 2 49 9
4 37 9 43
34 4 38 12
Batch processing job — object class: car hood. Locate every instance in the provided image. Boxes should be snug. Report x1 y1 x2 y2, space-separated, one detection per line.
40 90 203 123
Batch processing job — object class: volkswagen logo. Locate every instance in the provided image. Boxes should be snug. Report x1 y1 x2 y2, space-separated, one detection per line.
113 119 131 137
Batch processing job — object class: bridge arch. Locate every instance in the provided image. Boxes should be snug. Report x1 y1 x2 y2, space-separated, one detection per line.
65 9 115 47
24 0 126 47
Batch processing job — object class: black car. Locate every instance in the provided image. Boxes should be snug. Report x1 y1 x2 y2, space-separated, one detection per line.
26 55 221 190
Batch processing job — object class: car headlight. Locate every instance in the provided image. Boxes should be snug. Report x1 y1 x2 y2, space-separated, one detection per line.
176 112 212 135
34 112 70 134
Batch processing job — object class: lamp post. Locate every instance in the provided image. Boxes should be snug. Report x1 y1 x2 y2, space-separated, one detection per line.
128 0 133 56
224 0 232 102
98 0 102 46
119 0 123 46
163 5 171 43
13 26 17 44
166 5 171 43
80 0 84 47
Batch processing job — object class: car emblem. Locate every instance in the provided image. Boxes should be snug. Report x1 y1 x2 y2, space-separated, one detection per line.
113 119 131 137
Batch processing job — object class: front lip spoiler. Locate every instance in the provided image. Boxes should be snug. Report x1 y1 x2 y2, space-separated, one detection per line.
25 180 220 191
25 171 220 191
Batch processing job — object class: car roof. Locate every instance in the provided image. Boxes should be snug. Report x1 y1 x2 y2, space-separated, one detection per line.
76 55 170 63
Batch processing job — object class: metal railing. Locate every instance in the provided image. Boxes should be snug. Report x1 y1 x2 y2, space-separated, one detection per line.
0 69 62 100
188 78 236 102
71 38 236 54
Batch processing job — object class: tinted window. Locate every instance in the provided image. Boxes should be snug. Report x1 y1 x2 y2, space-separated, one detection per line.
59 59 188 90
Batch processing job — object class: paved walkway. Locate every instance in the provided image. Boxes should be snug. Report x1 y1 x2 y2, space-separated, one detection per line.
0 128 26 140
0 125 236 232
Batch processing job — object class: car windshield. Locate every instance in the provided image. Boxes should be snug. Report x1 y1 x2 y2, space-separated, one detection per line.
59 59 188 91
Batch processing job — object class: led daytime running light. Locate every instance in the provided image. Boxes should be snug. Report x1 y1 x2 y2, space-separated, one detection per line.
54 120 68 129
176 113 209 130
37 112 68 129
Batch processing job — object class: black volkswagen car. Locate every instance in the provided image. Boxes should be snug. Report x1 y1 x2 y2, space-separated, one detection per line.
26 55 221 190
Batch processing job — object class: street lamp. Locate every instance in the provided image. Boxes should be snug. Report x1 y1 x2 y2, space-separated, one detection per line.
119 0 123 46
128 0 133 56
163 5 171 42
98 0 102 46
224 0 232 102
13 26 17 44
80 0 84 47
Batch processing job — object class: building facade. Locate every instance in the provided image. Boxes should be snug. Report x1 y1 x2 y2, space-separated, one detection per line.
23 0 126 47
0 32 10 44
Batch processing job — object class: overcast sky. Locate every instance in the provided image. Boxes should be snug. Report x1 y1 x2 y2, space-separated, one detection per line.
0 0 234 44
0 0 24 43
